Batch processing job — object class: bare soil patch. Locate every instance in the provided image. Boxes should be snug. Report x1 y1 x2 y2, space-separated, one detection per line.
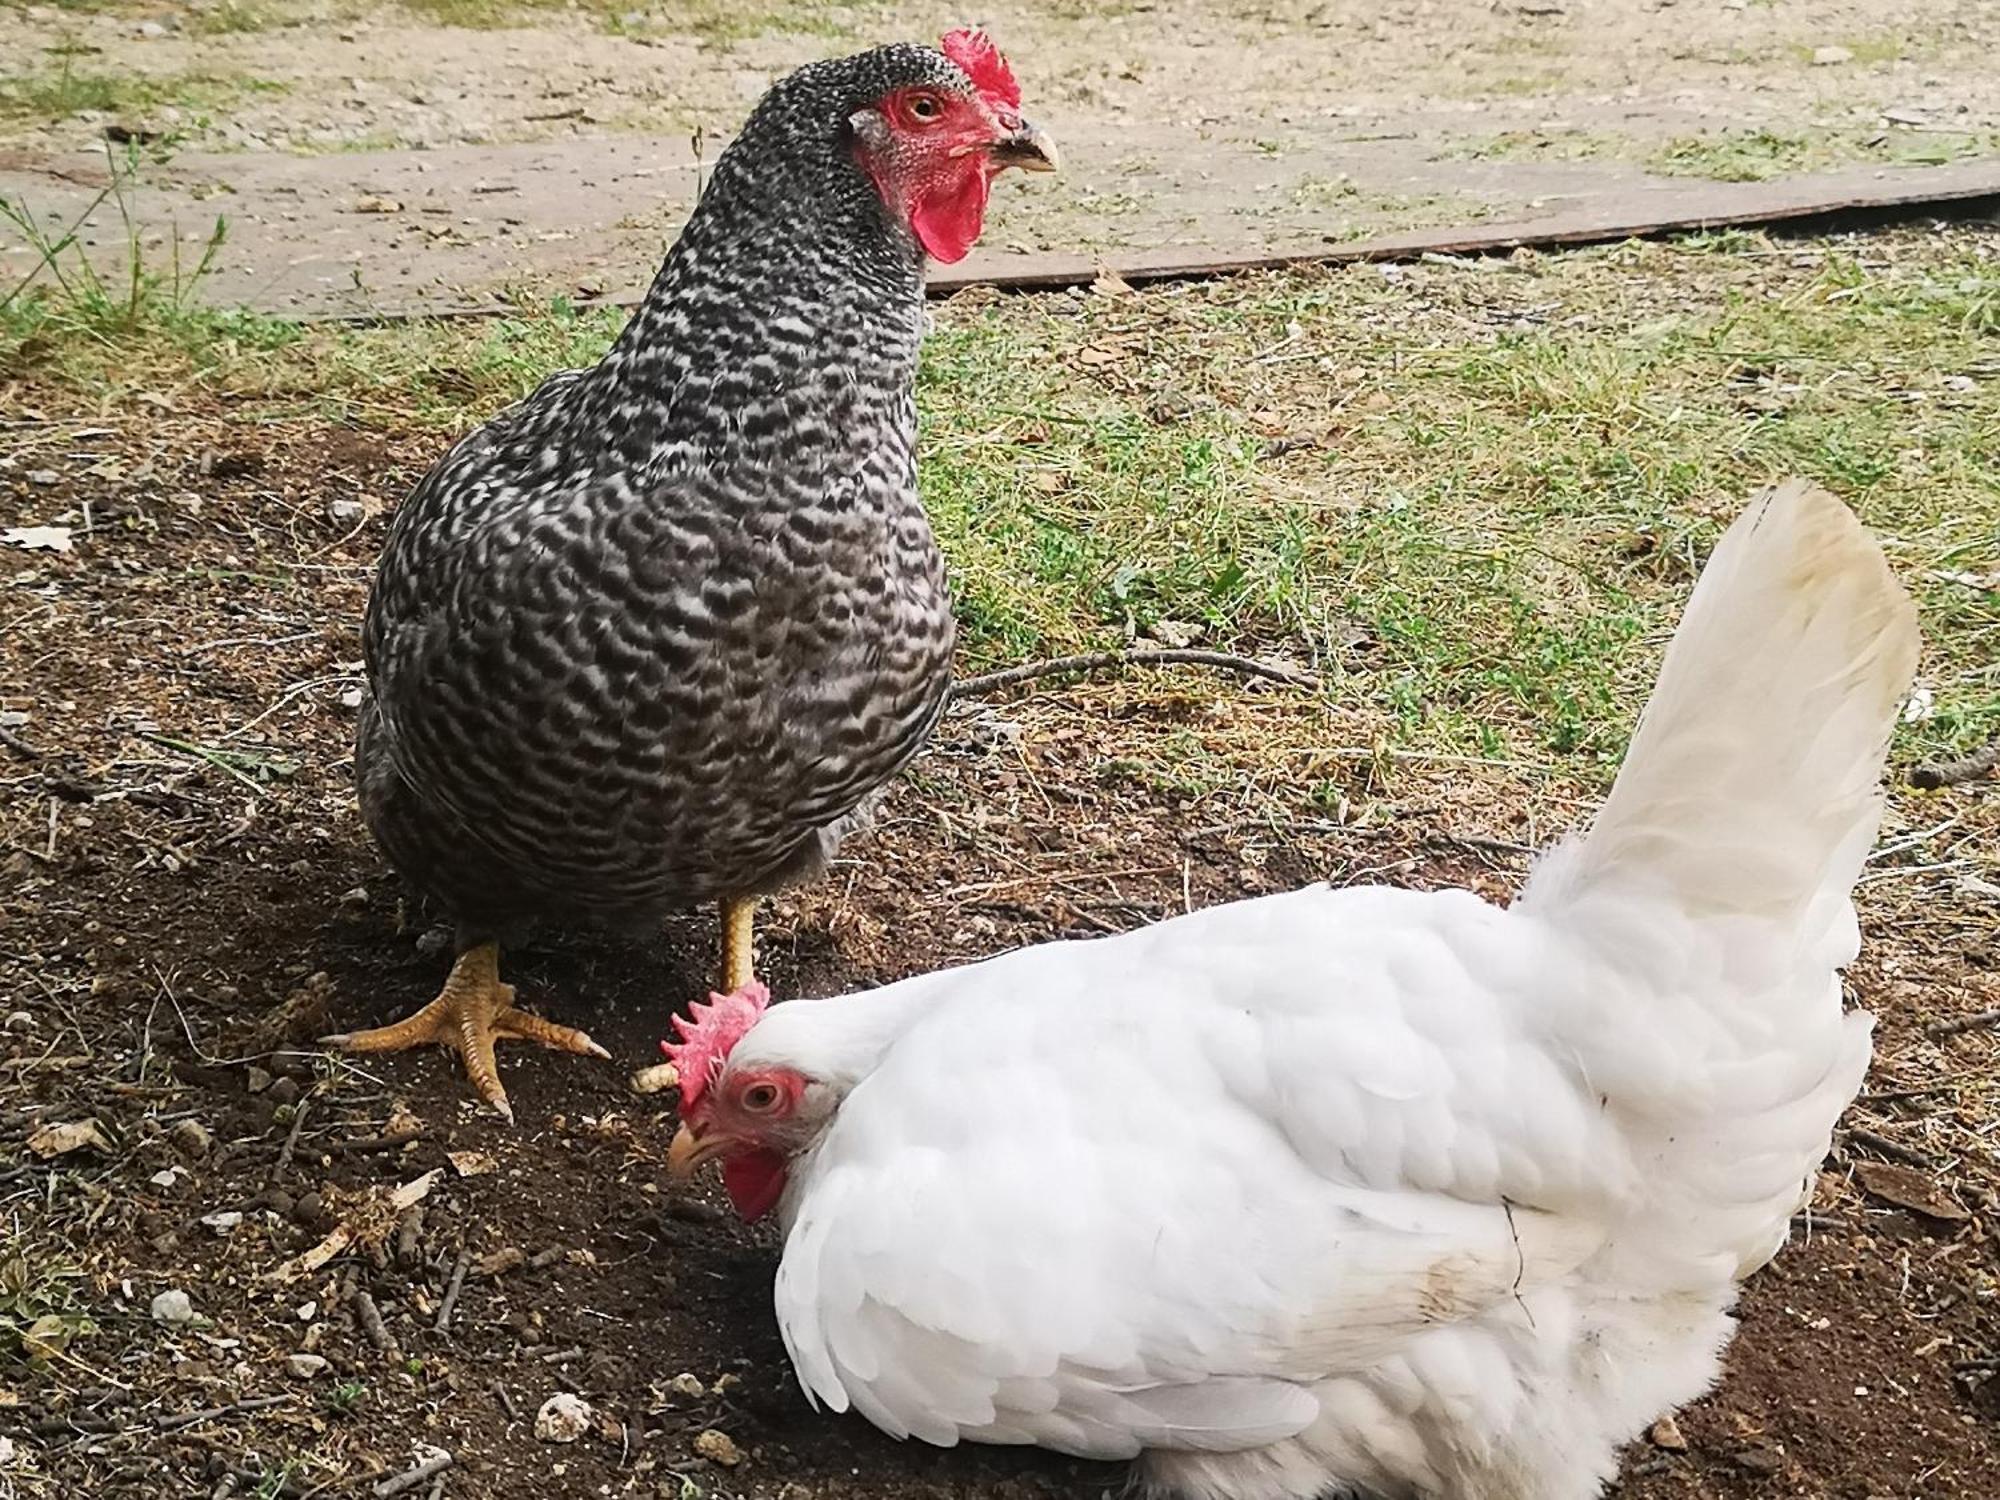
2 384 1997 1496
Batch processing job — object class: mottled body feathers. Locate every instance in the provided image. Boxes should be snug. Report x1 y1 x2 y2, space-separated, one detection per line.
357 45 969 942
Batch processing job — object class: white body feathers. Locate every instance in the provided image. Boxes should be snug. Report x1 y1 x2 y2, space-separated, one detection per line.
729 482 1920 1499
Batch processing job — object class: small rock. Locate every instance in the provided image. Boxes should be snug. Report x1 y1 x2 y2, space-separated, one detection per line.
150 1289 196 1325
292 1192 325 1226
26 469 59 487
1649 1414 1688 1451
693 1429 743 1467
266 1076 302 1108
666 1372 706 1400
326 497 366 525
1811 45 1854 66
168 1119 213 1158
535 1391 594 1443
1733 1444 1784 1475
200 1211 244 1237
353 194 403 214
245 1065 274 1094
285 1353 328 1379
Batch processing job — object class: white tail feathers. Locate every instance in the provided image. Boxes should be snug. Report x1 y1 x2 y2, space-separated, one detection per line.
1525 479 1919 925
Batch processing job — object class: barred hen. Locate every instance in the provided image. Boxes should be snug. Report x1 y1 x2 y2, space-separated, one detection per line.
333 31 1056 1121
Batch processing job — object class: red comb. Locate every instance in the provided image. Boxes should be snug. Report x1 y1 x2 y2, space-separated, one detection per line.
940 27 1020 110
660 981 770 1112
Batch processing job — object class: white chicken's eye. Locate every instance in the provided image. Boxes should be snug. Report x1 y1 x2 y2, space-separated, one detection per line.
741 1083 780 1112
907 94 942 121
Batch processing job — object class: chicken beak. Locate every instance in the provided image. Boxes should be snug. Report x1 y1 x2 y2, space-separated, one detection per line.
992 119 1060 174
667 1122 725 1178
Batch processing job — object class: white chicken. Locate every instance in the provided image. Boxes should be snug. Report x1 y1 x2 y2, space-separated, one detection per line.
662 479 1918 1500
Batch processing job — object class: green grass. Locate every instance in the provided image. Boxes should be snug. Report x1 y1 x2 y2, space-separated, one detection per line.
0 62 284 126
394 0 866 42
1649 127 1998 181
4 224 1996 785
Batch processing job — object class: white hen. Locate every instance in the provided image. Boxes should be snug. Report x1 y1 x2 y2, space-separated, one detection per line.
663 480 1919 1500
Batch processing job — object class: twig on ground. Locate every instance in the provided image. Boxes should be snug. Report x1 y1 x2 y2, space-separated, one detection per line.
1910 737 2000 790
0 725 40 759
154 1394 292 1431
322 1130 426 1154
373 1452 452 1498
1928 1007 2000 1041
1845 1126 1939 1170
354 1290 399 1358
435 1247 472 1333
952 648 1316 699
270 1094 312 1183
492 1382 520 1421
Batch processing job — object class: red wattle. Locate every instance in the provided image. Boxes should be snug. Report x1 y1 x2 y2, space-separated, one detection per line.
909 169 992 264
722 1149 789 1221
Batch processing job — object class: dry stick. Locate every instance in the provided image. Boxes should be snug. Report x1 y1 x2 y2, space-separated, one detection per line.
1910 737 2000 791
323 1130 426 1154
1928 1007 2000 1041
270 1094 311 1184
434 1247 473 1333
492 1382 520 1421
373 1452 452 1499
354 1290 399 1359
951 648 1317 700
1845 1126 1939 1170
154 1394 291 1431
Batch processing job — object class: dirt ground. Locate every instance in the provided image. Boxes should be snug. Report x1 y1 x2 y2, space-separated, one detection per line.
1 365 1997 1498
3 0 1998 312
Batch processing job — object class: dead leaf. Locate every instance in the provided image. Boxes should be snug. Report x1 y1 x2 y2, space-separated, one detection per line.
27 1119 112 1158
2 526 73 554
1854 1160 1970 1223
1090 267 1134 298
271 1170 439 1282
447 1150 497 1178
20 1315 71 1361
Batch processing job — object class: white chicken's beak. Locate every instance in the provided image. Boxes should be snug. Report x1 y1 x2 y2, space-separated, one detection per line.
667 1122 727 1178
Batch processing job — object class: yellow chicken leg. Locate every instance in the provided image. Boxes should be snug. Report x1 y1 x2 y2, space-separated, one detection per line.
323 941 608 1124
720 895 758 991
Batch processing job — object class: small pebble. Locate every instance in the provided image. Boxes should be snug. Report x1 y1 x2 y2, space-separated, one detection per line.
285 1353 328 1379
26 470 59 487
693 1429 743 1467
535 1391 593 1444
245 1065 274 1094
1649 1415 1687 1451
666 1373 705 1399
1811 44 1853 66
199 1211 243 1237
266 1076 301 1107
1733 1444 1784 1475
150 1289 195 1325
168 1119 213 1158
326 498 366 524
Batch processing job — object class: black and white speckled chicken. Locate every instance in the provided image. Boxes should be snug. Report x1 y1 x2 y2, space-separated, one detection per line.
330 30 1057 1121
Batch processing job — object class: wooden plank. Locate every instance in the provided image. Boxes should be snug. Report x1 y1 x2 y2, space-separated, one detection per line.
931 158 2000 294
300 158 2000 325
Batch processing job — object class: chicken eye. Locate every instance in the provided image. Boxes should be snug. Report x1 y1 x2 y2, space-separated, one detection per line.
906 93 942 122
741 1082 781 1113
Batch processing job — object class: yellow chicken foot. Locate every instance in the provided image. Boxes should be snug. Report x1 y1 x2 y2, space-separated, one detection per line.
322 941 608 1124
720 895 758 991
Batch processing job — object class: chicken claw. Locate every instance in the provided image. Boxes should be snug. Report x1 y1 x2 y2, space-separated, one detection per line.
323 941 609 1123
